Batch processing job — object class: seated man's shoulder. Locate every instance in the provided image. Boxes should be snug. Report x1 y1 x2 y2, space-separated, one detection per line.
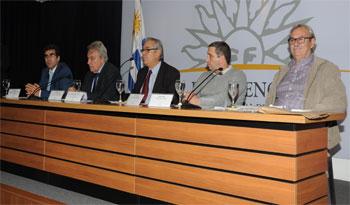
162 62 179 73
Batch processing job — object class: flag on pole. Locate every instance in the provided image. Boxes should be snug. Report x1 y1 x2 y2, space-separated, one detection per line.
129 0 145 91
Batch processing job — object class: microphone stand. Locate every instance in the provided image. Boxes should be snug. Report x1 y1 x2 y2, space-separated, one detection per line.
181 67 223 109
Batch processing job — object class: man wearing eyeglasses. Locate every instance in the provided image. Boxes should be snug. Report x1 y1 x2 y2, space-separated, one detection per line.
132 37 180 104
25 44 73 99
266 24 347 150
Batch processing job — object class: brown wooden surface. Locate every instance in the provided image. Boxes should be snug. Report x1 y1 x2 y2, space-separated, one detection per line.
45 142 134 174
1 120 44 139
307 196 328 205
135 177 264 205
1 107 45 123
45 157 135 193
136 119 327 154
1 134 44 154
45 110 135 135
0 184 64 205
136 158 324 204
1 148 44 170
1 98 345 123
45 126 135 155
0 100 334 204
136 138 327 181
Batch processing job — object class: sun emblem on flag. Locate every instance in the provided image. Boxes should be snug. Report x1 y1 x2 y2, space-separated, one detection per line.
182 0 312 68
133 10 142 35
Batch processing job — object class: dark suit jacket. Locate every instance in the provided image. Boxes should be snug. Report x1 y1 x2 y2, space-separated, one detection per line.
82 62 121 102
39 62 73 99
132 61 180 104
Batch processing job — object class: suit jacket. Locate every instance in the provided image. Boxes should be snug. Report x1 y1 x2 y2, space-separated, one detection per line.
39 62 73 99
132 61 180 103
266 56 347 148
82 62 121 102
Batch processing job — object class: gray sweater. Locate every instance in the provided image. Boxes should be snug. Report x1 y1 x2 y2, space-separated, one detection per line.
194 68 247 109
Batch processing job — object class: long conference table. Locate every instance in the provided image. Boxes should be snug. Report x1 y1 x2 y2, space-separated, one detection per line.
0 98 345 204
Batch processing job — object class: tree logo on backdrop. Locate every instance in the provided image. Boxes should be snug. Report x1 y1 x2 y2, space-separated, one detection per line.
182 0 311 68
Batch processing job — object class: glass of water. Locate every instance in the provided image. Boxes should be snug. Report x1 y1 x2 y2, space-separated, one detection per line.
73 79 81 91
175 80 186 108
228 82 239 108
116 80 124 104
2 79 10 96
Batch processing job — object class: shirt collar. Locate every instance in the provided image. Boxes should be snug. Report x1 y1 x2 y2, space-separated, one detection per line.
220 65 231 75
49 65 57 75
290 54 314 67
148 61 161 75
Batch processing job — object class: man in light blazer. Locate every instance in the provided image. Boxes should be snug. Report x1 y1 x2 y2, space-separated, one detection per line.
266 24 347 150
132 37 180 104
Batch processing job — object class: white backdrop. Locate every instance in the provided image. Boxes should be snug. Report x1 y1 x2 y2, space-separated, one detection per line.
121 0 350 179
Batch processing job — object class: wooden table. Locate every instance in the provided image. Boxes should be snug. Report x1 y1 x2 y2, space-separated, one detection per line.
0 99 345 204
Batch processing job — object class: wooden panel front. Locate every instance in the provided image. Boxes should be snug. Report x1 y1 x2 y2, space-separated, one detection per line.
1 120 44 139
1 134 44 154
136 119 327 154
45 142 134 174
135 158 297 204
0 148 44 170
0 184 64 205
296 174 328 204
45 126 134 155
45 157 135 193
0 107 45 123
135 177 263 205
136 138 326 181
46 110 135 135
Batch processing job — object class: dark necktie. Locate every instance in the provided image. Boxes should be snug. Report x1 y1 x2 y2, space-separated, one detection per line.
91 73 100 93
141 70 152 103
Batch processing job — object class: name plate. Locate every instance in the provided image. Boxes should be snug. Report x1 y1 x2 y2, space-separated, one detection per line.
64 91 87 103
126 94 144 106
148 94 173 108
5 89 21 99
48 90 65 101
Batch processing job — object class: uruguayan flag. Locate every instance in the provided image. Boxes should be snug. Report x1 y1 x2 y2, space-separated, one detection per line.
129 0 145 91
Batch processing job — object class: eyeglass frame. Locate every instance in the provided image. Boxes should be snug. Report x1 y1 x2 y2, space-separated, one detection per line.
288 36 314 45
141 47 158 53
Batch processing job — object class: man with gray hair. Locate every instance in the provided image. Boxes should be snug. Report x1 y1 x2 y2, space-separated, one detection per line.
132 37 180 104
266 24 347 149
80 40 121 102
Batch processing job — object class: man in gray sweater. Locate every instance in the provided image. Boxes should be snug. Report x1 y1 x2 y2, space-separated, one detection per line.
185 41 247 109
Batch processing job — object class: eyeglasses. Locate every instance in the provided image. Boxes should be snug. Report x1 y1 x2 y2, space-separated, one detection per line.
141 48 158 53
288 36 313 45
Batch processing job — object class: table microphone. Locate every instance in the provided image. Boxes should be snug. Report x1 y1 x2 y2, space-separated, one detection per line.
181 67 223 109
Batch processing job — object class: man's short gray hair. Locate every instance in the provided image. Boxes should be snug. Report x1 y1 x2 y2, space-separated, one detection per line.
289 24 317 53
87 40 108 62
144 37 164 61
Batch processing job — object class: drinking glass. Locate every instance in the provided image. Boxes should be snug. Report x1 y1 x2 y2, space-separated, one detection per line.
2 79 10 96
73 79 81 91
228 82 239 108
175 80 186 108
116 80 125 104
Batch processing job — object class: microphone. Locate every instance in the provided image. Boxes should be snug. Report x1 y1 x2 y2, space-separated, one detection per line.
92 57 133 104
183 67 223 104
26 75 71 99
120 57 135 77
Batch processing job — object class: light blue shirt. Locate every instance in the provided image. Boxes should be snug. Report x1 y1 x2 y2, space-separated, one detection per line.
143 61 161 104
47 66 57 91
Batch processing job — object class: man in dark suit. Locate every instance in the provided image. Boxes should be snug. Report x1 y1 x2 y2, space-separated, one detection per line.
25 44 73 100
80 41 121 102
132 37 180 104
